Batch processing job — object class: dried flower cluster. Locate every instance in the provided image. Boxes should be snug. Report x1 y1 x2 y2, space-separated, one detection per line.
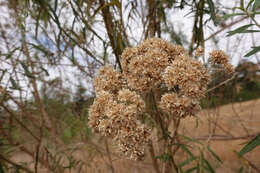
89 87 150 159
121 38 186 91
160 93 201 118
209 50 234 74
161 53 210 118
89 38 233 159
93 65 123 94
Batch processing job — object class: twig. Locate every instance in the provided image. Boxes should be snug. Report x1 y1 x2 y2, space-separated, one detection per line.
104 139 116 173
148 142 161 173
205 16 248 41
233 150 260 172
207 73 237 93
195 133 259 141
0 154 34 173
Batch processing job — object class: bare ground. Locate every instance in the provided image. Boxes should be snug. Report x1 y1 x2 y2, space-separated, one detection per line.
9 99 260 173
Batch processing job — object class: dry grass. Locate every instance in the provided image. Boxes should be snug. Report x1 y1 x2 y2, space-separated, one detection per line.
9 99 260 173
179 98 260 172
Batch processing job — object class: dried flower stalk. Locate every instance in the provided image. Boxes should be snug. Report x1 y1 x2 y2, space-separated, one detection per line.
88 38 233 160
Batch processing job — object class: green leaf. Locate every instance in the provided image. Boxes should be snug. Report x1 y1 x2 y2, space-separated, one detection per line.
240 0 244 9
179 157 197 167
5 47 19 59
197 163 200 173
204 159 215 173
221 13 245 20
207 0 217 25
180 144 194 158
239 134 260 156
41 67 49 76
207 146 222 163
241 30 260 33
200 151 205 173
54 0 58 11
185 166 197 173
29 43 50 56
0 162 5 173
227 24 254 36
10 77 20 90
0 69 7 82
237 166 243 173
35 144 40 173
155 153 172 163
252 0 260 17
180 134 202 145
244 46 260 57
20 62 35 78
246 0 255 10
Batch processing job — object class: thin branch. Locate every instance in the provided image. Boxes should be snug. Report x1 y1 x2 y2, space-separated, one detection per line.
104 139 116 173
195 133 259 141
0 154 34 173
148 142 161 173
205 16 248 41
207 73 237 93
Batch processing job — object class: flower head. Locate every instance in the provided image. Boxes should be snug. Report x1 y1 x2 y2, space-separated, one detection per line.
209 50 234 74
159 93 200 119
121 38 188 92
89 38 217 160
93 65 123 94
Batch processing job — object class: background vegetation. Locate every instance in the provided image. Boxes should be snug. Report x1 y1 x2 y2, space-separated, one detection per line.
0 0 260 172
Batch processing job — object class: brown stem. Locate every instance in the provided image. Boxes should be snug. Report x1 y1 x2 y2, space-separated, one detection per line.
189 0 205 56
0 154 34 173
207 73 237 93
151 91 178 173
234 150 260 172
1 104 40 142
148 142 161 173
195 133 259 141
104 139 116 173
146 0 156 38
99 0 123 71
171 119 181 173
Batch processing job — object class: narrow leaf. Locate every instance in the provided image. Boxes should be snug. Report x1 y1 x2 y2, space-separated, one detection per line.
207 0 217 25
240 0 245 9
180 144 194 158
253 0 260 16
185 166 197 173
221 13 245 20
20 62 34 78
35 144 40 173
0 69 6 82
200 151 205 173
180 134 202 144
41 67 49 76
241 30 260 33
239 134 260 156
0 162 5 173
9 77 20 90
227 24 254 36
246 0 255 10
179 157 197 167
54 0 58 12
204 159 215 173
244 46 260 57
5 47 19 59
196 163 200 173
237 166 243 173
207 146 223 163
